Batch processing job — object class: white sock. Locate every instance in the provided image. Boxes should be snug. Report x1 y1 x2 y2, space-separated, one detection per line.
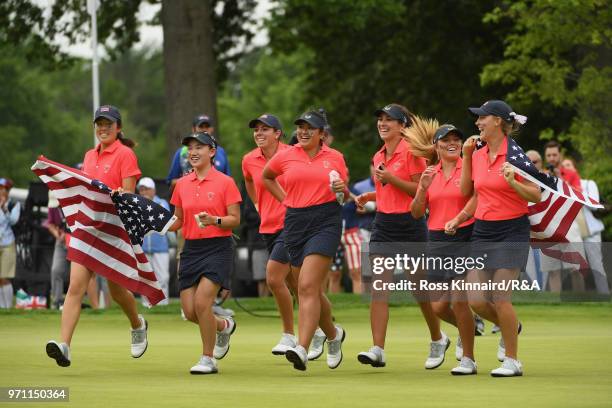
5 284 14 307
0 286 6 308
434 332 448 344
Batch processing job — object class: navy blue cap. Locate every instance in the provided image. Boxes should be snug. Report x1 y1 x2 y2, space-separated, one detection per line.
434 124 464 143
193 114 214 127
374 104 409 125
294 111 327 129
468 100 514 122
249 114 283 132
182 132 217 149
94 105 121 124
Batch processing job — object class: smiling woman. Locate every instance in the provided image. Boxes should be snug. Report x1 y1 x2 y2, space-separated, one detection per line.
46 104 148 370
166 131 242 375
262 109 350 372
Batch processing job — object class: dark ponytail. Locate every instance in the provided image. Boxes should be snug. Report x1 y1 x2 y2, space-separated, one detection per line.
117 130 135 148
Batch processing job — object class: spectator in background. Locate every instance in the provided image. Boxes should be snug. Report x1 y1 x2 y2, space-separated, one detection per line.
353 163 377 242
525 150 543 171
562 158 610 295
544 141 581 189
44 192 70 309
167 114 231 189
0 178 20 308
542 141 585 292
137 177 172 306
524 150 544 289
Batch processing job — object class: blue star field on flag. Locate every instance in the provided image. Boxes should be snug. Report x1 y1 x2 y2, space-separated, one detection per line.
91 179 174 246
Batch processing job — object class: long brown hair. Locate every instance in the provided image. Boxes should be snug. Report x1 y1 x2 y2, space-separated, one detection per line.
401 115 439 165
116 129 135 148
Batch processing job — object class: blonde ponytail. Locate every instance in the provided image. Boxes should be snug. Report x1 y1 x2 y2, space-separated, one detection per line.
401 115 439 165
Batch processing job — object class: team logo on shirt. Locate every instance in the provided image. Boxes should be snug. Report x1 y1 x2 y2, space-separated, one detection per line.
323 160 330 168
207 191 215 201
103 164 111 173
393 161 402 171
454 179 461 188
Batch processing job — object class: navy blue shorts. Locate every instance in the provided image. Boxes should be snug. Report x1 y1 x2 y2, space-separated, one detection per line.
427 224 473 282
261 230 290 264
284 201 342 267
178 237 233 291
470 215 530 270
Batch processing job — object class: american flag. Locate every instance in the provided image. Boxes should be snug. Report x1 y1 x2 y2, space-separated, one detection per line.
31 156 176 305
476 137 602 269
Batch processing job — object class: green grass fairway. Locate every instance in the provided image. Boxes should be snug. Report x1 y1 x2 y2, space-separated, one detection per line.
1 297 611 408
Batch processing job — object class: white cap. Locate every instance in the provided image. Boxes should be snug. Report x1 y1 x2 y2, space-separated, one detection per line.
137 177 156 190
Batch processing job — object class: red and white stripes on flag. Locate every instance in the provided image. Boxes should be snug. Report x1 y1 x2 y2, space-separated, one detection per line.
513 165 602 270
32 156 167 305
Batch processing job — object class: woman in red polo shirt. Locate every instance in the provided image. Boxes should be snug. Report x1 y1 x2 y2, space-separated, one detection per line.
408 121 478 375
46 105 148 368
167 132 241 375
262 109 348 371
355 104 446 371
461 100 540 377
242 113 297 355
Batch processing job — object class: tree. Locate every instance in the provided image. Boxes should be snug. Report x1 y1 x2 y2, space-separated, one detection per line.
480 0 612 235
0 0 256 160
267 0 510 178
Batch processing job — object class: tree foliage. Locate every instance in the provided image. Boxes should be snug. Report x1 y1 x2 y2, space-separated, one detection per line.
267 0 510 178
0 0 255 82
481 0 611 234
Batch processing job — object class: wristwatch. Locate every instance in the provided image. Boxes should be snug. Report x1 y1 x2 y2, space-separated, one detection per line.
216 217 222 226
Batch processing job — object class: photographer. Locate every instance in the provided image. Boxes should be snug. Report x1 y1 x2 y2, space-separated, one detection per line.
0 178 20 308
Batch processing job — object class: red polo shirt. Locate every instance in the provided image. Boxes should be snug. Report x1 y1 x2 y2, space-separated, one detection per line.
472 137 528 221
242 143 289 233
426 158 475 231
170 167 242 239
265 143 348 208
82 139 141 189
372 138 426 213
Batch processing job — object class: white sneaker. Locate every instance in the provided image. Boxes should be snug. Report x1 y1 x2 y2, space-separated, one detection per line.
272 333 297 355
46 341 71 367
213 304 235 318
357 346 386 367
475 315 485 336
455 336 463 361
213 318 236 360
285 345 308 371
190 355 218 374
130 315 148 358
425 332 450 369
307 328 326 360
497 322 522 362
497 337 506 362
326 326 346 369
491 324 501 334
491 357 523 377
451 356 477 375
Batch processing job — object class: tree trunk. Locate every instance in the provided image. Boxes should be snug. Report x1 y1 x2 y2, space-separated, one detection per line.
161 0 217 161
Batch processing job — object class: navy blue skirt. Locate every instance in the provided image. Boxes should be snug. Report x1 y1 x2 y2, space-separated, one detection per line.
284 201 342 267
470 215 530 270
427 224 473 282
178 237 233 291
261 230 290 264
370 212 428 243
